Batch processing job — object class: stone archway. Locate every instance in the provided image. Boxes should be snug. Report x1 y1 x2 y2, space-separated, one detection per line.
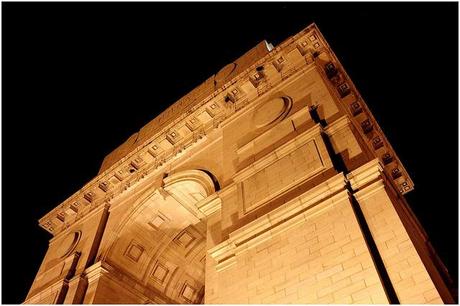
100 169 218 304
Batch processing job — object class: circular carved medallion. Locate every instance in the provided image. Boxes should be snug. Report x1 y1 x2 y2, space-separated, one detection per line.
253 96 292 128
215 63 237 83
58 231 81 258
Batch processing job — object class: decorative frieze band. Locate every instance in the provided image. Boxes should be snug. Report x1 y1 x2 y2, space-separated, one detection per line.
38 24 325 236
39 23 414 238
315 46 414 195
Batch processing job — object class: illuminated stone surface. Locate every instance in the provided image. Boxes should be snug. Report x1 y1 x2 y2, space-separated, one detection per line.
24 23 454 304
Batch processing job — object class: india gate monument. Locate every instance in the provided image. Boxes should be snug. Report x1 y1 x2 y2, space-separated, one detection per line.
24 23 455 304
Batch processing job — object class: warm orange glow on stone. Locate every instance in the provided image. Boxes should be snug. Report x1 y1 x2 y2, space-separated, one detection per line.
24 23 453 304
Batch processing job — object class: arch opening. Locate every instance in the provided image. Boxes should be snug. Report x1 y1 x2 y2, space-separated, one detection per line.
102 169 218 304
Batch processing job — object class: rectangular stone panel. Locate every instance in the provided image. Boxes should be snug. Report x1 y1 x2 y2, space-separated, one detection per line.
151 263 169 284
206 193 388 304
124 241 144 263
147 258 177 292
174 230 196 248
241 139 325 214
181 282 196 302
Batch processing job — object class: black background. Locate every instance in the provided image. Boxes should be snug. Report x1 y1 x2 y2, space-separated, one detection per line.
2 2 458 304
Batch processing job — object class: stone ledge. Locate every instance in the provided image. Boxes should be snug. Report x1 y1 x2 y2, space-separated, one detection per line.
208 172 348 271
346 158 382 191
233 124 322 182
353 180 386 203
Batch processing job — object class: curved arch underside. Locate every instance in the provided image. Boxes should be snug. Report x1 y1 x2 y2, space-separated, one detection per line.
105 170 215 304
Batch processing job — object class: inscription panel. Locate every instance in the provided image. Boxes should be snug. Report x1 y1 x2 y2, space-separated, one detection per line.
241 139 325 214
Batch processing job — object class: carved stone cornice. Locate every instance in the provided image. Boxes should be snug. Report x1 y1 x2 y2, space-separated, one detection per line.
313 35 414 195
82 261 109 284
347 159 388 202
196 194 222 217
39 23 324 236
39 22 414 237
346 158 383 191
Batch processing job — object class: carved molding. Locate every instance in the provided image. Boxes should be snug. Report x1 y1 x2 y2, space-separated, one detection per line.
163 170 215 197
353 179 386 203
38 24 324 236
83 261 109 284
346 158 383 191
209 159 401 272
38 22 414 237
208 173 348 271
316 45 414 195
323 115 351 136
236 105 309 162
196 194 222 217
233 124 323 183
163 169 216 220
239 138 327 215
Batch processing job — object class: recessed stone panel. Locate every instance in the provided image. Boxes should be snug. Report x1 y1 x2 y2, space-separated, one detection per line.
125 241 144 263
148 211 169 230
151 262 169 285
174 230 196 248
180 282 196 303
150 215 165 228
147 258 178 292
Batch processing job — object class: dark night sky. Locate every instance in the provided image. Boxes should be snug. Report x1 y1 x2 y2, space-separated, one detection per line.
2 2 458 304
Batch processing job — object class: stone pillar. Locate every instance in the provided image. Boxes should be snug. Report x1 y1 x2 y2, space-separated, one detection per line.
82 262 149 304
82 262 107 304
347 160 443 304
62 275 87 304
206 173 390 303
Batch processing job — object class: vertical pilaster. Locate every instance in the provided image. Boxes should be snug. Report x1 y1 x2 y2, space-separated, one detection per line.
82 262 107 304
62 275 87 304
347 160 443 304
82 262 149 304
